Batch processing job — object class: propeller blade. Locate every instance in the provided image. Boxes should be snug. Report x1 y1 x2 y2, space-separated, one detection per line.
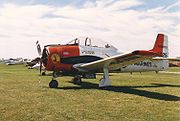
36 41 42 56
40 60 42 75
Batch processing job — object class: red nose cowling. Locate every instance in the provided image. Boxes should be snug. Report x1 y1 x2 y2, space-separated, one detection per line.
42 45 80 71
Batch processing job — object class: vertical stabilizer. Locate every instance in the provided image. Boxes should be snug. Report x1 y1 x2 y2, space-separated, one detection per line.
151 34 168 57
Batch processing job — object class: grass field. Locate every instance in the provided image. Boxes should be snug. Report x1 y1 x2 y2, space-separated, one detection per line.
0 64 179 121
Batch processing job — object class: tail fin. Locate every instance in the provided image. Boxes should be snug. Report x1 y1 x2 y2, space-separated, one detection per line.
151 33 168 57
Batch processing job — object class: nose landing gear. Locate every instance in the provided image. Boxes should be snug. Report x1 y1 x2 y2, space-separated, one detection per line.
49 71 58 88
49 79 58 88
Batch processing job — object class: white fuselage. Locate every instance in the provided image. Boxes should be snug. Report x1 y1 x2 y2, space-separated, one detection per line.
79 44 169 73
119 60 169 72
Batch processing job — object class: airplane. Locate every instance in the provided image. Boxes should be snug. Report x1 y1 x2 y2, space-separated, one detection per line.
36 33 171 88
4 58 24 65
28 63 41 69
0 58 4 64
26 57 41 69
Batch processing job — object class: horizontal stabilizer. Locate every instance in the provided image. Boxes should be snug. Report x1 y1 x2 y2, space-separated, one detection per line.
152 57 180 61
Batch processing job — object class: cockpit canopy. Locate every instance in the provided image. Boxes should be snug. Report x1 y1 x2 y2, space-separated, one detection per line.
66 37 117 49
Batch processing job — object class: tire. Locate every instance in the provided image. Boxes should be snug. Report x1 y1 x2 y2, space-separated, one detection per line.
42 72 46 76
73 76 82 84
49 80 58 88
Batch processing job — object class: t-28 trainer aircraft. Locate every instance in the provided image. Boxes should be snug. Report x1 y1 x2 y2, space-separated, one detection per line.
37 33 169 88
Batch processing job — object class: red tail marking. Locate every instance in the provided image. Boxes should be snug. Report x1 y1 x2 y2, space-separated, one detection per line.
150 34 164 56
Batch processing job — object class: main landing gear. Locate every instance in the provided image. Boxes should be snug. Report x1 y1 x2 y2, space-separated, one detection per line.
48 68 111 88
99 68 111 88
72 75 82 84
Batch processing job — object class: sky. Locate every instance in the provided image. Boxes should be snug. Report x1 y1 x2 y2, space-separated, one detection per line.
0 0 179 59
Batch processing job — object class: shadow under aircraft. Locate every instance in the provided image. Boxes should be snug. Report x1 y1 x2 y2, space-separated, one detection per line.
55 82 180 101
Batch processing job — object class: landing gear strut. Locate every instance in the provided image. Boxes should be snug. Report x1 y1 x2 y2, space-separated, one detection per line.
49 71 58 88
72 75 82 84
99 68 111 88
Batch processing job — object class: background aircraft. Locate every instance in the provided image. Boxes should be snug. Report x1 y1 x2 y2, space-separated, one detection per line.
37 33 171 88
3 58 25 65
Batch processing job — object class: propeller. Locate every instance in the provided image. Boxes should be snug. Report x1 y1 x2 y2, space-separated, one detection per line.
40 60 42 75
36 41 42 56
36 41 43 75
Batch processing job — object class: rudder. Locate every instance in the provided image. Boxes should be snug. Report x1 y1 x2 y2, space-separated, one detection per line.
151 33 168 57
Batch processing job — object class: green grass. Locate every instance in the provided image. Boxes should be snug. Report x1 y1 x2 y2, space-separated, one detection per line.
167 67 180 72
0 64 179 121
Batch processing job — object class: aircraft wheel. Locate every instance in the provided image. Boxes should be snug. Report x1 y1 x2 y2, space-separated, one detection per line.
42 72 46 76
72 76 82 84
49 80 58 88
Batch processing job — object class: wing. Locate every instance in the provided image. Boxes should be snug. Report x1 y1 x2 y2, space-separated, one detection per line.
74 50 159 71
74 33 168 72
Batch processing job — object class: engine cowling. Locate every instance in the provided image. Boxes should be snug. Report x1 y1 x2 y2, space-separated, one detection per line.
42 45 80 71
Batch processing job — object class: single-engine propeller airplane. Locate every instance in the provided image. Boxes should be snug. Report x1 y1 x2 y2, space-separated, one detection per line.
36 33 172 88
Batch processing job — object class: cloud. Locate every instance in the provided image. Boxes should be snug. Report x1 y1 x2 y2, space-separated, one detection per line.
0 0 179 58
163 0 180 12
